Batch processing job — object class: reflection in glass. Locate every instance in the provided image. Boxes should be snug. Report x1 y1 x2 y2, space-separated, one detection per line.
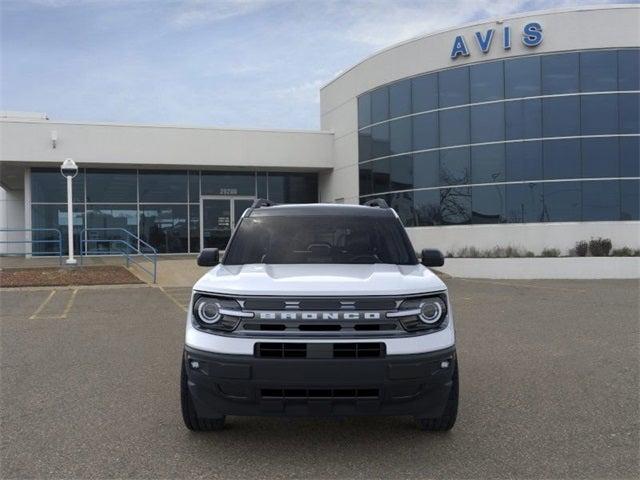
414 189 441 226
618 49 640 91
471 185 505 224
620 137 640 177
358 94 371 128
581 94 618 135
389 192 417 226
371 123 390 158
544 139 581 180
389 79 411 118
619 93 639 134
621 180 640 220
390 155 413 191
506 142 543 182
542 96 580 137
86 169 137 203
139 170 187 203
439 108 469 147
505 99 542 140
470 61 504 102
541 53 579 94
580 51 617 92
582 137 619 178
440 148 470 186
505 56 541 98
413 152 440 189
257 172 267 198
372 158 390 194
139 205 188 253
542 182 581 222
371 86 389 123
359 128 372 162
201 171 255 196
359 162 373 196
412 73 438 113
267 173 317 203
412 112 438 151
31 204 84 255
86 205 138 254
31 168 85 203
470 103 505 143
389 117 412 155
439 67 469 108
440 187 471 225
506 183 543 223
471 144 505 184
583 180 620 221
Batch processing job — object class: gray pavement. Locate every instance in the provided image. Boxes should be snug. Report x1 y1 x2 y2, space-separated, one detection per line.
1 279 638 479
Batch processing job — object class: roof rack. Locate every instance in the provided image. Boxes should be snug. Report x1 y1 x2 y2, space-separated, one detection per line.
251 198 278 209
363 198 389 208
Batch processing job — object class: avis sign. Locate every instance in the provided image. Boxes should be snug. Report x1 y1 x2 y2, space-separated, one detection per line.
450 22 543 59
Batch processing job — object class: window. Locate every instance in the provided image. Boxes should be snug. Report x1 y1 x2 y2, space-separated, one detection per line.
440 187 471 225
618 49 640 91
86 205 138 254
620 136 640 177
139 170 187 203
582 180 620 221
505 56 541 98
358 94 371 128
139 205 188 253
370 86 389 123
541 52 579 94
619 93 639 134
359 162 373 196
389 192 417 226
31 204 84 255
542 96 580 137
471 144 505 184
201 171 255 196
505 99 542 140
580 51 617 92
472 185 505 224
470 103 505 143
543 182 581 222
389 117 412 155
389 79 411 118
359 128 372 162
581 94 618 135
440 147 470 186
412 73 438 113
506 183 543 223
621 180 640 220
470 61 504 102
414 189 441 226
413 151 440 189
256 172 267 198
543 139 581 180
371 123 390 158
582 137 619 178
223 215 417 265
31 168 85 203
372 158 390 193
439 108 469 147
506 141 543 182
412 112 438 151
86 169 137 203
439 67 469 108
267 173 317 203
390 155 413 191
188 171 200 202
189 204 200 252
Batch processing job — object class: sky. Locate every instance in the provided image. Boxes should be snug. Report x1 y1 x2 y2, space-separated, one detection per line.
0 0 630 130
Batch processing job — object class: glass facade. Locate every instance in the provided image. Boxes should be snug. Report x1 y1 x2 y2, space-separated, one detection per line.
357 48 640 226
31 168 317 254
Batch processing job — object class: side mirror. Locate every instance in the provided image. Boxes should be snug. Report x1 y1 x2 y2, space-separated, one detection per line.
421 249 444 267
197 248 220 267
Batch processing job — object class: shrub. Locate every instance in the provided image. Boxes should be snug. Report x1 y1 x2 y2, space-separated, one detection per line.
574 241 589 257
610 247 640 257
540 248 561 257
589 237 612 257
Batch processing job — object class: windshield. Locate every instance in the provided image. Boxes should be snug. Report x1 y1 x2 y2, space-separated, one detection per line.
223 214 417 265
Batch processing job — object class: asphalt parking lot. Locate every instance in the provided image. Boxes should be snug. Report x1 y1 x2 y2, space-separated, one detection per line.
1 279 638 479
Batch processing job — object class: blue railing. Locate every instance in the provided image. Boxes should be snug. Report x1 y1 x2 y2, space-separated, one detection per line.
0 228 63 264
79 228 158 283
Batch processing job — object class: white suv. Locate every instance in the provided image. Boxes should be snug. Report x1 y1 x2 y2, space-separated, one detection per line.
181 199 458 431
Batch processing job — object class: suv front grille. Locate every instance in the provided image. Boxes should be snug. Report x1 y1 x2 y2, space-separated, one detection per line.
256 342 385 359
242 297 398 311
261 388 380 399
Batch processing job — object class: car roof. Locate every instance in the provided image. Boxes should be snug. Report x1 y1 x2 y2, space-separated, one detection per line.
247 203 395 217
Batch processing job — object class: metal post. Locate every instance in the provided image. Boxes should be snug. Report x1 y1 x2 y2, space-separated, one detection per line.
66 175 77 265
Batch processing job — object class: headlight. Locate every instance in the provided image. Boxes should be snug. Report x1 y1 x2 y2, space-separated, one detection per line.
418 297 446 324
194 297 222 324
191 294 250 331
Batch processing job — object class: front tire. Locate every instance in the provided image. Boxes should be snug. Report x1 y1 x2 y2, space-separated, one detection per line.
416 359 459 431
181 360 225 431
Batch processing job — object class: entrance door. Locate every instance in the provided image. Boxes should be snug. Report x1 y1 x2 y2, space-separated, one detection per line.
200 196 254 250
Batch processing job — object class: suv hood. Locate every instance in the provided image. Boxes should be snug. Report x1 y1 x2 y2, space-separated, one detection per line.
193 264 446 296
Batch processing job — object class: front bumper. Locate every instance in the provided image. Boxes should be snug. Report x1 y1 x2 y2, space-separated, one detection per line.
184 345 456 418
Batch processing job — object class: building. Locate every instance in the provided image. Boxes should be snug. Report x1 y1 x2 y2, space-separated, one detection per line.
1 5 638 257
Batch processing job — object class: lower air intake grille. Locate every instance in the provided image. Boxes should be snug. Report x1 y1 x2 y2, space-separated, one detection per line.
333 343 384 358
261 388 380 399
255 342 385 358
256 343 307 358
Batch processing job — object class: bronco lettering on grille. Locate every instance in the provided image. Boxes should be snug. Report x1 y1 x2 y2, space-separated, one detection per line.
256 311 382 321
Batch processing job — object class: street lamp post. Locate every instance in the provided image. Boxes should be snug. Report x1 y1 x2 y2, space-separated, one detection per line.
60 158 78 265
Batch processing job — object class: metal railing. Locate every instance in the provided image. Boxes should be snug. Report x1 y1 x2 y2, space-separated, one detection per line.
79 228 158 283
0 228 63 264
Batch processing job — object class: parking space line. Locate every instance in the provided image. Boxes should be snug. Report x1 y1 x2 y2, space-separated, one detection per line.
158 286 189 313
29 290 56 319
59 289 79 318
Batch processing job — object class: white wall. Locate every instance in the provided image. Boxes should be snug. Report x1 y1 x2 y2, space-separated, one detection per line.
0 186 26 254
406 221 640 256
0 120 334 170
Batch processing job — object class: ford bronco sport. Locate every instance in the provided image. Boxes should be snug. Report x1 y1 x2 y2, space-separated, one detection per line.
181 199 458 431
